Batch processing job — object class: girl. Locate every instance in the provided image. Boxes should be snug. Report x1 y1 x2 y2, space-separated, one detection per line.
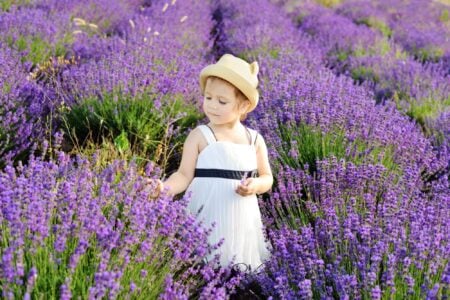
152 54 273 271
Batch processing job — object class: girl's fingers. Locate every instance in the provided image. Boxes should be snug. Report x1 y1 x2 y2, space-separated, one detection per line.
236 184 251 196
241 178 253 186
145 179 163 199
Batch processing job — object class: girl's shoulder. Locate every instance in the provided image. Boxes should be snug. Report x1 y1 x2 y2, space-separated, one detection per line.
244 127 268 150
185 126 205 143
192 125 215 146
245 126 258 135
244 126 262 146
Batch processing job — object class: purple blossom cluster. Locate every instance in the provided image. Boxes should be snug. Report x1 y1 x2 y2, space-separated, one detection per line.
0 145 238 299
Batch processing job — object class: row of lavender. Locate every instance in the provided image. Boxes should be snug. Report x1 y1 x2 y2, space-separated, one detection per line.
0 0 245 298
336 0 450 69
213 0 449 298
276 0 449 158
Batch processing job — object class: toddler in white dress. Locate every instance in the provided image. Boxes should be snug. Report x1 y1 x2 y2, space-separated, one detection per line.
152 54 273 272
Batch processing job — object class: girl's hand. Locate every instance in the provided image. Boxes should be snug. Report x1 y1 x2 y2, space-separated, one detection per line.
151 179 164 199
142 178 164 199
235 178 258 197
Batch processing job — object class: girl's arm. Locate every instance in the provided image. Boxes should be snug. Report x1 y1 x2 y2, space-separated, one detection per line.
161 128 201 196
253 134 273 194
236 134 273 196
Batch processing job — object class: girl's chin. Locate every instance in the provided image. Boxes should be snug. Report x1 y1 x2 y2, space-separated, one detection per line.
207 115 222 121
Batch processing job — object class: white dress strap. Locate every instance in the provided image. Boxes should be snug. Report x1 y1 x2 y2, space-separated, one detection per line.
247 128 259 145
198 125 217 145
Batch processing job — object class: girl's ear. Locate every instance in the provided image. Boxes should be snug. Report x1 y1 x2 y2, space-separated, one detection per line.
238 99 251 114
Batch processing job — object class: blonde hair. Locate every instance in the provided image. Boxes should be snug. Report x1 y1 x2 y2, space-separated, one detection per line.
205 76 250 121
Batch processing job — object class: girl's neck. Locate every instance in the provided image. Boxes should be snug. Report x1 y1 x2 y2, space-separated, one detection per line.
208 120 243 131
207 121 250 144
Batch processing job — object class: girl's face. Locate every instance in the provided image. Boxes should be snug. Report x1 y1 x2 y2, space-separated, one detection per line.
203 78 249 125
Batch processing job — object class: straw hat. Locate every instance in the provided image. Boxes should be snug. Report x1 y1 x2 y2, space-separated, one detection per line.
199 54 259 112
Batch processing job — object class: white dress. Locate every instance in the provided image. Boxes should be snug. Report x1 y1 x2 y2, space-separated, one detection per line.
186 125 271 272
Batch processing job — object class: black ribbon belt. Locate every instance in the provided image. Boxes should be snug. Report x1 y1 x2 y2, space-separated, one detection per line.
194 168 257 180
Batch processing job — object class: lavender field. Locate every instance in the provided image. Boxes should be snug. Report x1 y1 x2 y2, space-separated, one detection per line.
0 0 449 299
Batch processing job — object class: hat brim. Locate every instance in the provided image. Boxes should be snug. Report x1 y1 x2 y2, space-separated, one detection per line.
199 65 259 113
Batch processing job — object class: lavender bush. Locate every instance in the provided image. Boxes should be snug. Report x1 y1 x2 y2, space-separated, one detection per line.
0 142 240 299
0 0 76 167
0 5 72 65
258 159 449 299
0 46 57 167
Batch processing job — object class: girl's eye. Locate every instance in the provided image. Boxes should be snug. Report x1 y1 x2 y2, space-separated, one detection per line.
219 100 227 105
205 97 211 100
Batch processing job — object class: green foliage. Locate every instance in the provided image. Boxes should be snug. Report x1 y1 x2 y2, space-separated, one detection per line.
0 125 12 169
238 45 282 61
331 39 390 67
351 66 380 84
395 48 409 60
8 34 72 65
62 91 202 171
273 121 399 176
267 114 401 237
352 39 391 58
392 89 450 141
27 36 51 65
412 46 444 64
356 17 392 38
114 131 131 154
405 96 450 138
274 122 347 175
0 0 31 11
374 38 391 56
351 38 391 57
117 236 172 299
23 236 101 299
335 50 349 62
2 82 11 94
352 45 368 58
314 0 341 8
439 9 449 23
